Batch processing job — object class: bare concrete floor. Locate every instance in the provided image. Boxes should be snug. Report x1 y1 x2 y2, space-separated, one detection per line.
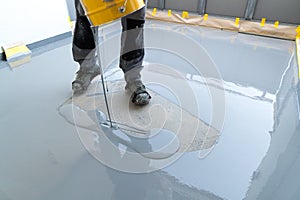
0 20 299 200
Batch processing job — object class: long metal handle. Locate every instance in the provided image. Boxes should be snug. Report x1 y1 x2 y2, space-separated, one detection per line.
93 26 113 127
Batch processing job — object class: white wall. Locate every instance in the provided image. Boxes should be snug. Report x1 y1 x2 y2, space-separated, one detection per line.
0 0 71 52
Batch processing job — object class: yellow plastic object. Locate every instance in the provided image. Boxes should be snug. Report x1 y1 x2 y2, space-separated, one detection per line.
68 16 72 27
235 17 240 26
4 45 30 59
274 21 279 28
296 27 300 78
260 18 266 27
79 0 145 26
296 25 300 38
168 9 172 16
2 42 32 68
203 14 208 21
152 7 157 16
182 11 189 19
297 38 300 78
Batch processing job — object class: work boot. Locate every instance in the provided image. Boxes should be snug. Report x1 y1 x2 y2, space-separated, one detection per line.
125 80 151 105
72 61 101 95
72 68 101 95
124 66 151 105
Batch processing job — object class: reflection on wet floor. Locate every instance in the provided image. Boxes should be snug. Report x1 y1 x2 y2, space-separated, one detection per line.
57 62 220 172
0 20 299 200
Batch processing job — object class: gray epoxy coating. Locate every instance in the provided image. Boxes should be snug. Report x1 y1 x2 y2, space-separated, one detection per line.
0 20 300 200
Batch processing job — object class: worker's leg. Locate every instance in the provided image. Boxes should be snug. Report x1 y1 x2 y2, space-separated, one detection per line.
120 6 151 105
72 0 100 94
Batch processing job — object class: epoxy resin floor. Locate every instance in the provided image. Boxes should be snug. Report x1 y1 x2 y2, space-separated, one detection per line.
1 20 300 200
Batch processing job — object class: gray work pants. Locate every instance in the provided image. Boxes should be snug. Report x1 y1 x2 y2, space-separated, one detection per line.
72 0 146 78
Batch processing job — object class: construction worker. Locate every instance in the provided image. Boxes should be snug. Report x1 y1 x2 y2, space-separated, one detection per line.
72 0 151 105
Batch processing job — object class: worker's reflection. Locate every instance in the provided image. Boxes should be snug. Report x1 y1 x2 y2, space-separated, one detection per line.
93 112 173 200
58 103 173 199
106 166 172 200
